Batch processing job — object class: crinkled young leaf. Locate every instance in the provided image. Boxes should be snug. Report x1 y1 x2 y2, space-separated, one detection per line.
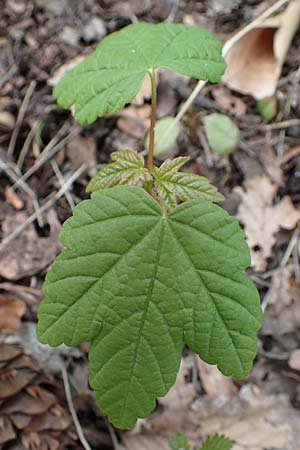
200 435 235 450
152 157 224 208
87 150 152 192
37 186 261 429
53 23 226 124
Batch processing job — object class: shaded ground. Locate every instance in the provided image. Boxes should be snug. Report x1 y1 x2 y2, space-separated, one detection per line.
1 1 300 449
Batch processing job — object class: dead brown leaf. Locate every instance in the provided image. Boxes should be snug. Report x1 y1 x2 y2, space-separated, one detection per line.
0 209 61 280
267 264 294 316
0 295 26 333
223 0 300 99
190 385 292 450
236 176 300 271
195 357 238 398
117 104 151 139
0 416 16 445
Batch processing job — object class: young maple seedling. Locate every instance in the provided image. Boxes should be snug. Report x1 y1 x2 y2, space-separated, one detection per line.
37 23 262 429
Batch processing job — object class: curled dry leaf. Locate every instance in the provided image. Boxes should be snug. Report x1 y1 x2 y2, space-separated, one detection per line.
223 0 300 99
236 175 300 271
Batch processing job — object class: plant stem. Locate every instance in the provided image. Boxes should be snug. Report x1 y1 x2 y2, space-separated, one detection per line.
147 68 157 168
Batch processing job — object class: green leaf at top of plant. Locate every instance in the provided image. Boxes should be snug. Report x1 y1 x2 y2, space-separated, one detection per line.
37 185 261 429
256 96 277 122
169 433 190 450
200 435 235 450
144 117 181 158
86 149 152 192
53 23 226 124
203 113 240 155
152 156 224 208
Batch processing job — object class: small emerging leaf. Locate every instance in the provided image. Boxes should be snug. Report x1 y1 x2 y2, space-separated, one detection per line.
203 113 240 156
256 96 277 122
200 435 235 450
53 23 226 124
169 433 190 450
87 150 152 192
37 185 261 429
152 156 224 208
145 117 181 158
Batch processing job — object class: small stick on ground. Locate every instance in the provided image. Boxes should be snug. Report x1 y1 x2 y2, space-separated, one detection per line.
51 160 75 210
11 126 79 192
61 363 93 450
7 81 36 158
105 419 120 450
261 118 300 131
0 158 44 226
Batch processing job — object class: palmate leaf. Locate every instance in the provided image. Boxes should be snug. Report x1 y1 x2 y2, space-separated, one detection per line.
152 157 224 208
37 186 261 429
200 435 235 450
53 23 226 124
87 150 152 192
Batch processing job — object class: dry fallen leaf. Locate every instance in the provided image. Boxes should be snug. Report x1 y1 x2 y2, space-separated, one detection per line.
190 384 292 450
236 175 300 271
195 357 238 399
0 295 26 333
267 264 294 316
0 209 61 280
117 104 151 139
223 0 300 99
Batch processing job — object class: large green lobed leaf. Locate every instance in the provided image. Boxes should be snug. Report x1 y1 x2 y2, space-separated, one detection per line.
37 186 261 429
53 23 226 124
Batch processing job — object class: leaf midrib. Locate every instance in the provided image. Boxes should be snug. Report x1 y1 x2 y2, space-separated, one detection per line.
120 220 167 422
166 219 245 374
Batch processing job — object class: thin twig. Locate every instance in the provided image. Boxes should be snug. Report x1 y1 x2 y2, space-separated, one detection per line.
261 118 300 131
165 0 179 22
61 364 93 450
17 120 39 169
11 127 79 192
222 0 290 55
0 164 87 253
51 160 75 210
105 419 120 450
0 158 44 226
7 81 36 158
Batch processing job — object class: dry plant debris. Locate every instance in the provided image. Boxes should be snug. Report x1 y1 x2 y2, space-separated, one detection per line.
223 0 300 99
0 210 61 280
236 175 300 271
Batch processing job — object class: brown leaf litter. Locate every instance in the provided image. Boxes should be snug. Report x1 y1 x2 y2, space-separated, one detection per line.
223 0 300 99
0 209 61 280
235 175 300 271
0 343 75 450
121 356 298 450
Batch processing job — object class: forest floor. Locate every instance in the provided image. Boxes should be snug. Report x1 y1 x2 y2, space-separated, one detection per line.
1 1 300 449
